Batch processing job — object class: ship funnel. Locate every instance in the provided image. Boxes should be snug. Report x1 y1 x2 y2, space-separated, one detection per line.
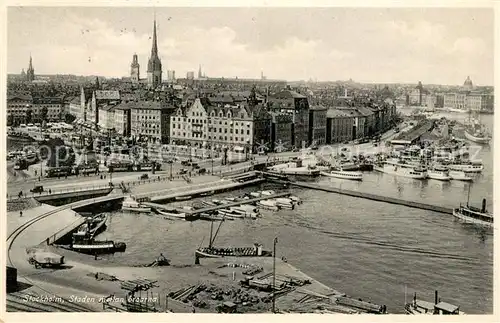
482 199 486 213
434 290 438 305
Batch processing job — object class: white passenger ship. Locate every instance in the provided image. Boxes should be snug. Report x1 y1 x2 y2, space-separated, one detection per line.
448 170 474 181
374 160 427 179
321 169 363 181
427 166 450 181
447 161 483 173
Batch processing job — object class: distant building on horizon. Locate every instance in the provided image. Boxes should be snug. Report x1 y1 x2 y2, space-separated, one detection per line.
167 70 176 82
130 53 140 84
26 55 35 82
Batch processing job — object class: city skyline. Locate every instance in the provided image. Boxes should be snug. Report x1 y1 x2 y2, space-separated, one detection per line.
7 7 494 86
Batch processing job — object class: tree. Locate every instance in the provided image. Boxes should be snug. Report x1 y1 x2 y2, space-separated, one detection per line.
25 107 33 124
40 106 48 124
7 115 13 126
64 113 76 124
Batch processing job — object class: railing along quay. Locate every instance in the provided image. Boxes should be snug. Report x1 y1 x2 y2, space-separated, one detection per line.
262 174 453 215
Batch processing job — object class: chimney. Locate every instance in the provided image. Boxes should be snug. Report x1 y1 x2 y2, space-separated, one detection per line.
482 198 486 213
434 290 438 305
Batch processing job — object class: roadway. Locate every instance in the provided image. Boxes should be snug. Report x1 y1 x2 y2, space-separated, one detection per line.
7 120 413 197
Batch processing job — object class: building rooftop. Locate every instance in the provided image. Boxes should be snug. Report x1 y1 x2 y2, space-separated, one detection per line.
309 105 328 111
272 90 307 99
7 93 33 102
95 90 120 100
327 108 357 118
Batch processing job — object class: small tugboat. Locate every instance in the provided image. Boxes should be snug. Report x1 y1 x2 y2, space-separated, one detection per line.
70 219 126 254
71 240 124 254
122 196 151 213
405 291 464 315
453 189 493 227
73 214 108 240
195 218 272 264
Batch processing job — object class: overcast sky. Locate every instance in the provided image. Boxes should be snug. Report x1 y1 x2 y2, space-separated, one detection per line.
7 7 494 85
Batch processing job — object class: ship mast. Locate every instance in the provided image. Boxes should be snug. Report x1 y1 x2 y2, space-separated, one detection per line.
210 215 226 247
208 220 214 248
466 182 472 207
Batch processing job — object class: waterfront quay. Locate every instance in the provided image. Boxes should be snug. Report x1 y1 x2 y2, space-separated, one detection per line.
6 171 391 313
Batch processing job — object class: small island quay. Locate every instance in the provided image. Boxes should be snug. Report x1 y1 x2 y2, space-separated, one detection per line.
5 6 493 315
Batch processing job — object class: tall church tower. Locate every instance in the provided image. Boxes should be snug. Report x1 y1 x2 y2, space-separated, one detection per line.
26 55 35 82
147 18 162 89
130 53 140 84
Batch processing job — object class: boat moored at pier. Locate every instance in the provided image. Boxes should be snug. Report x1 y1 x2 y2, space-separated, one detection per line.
122 196 151 213
321 169 363 181
427 166 451 181
405 291 464 315
374 160 427 179
195 217 272 264
448 170 473 181
447 161 483 173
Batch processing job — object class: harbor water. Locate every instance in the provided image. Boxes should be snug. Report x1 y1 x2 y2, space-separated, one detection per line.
97 112 493 314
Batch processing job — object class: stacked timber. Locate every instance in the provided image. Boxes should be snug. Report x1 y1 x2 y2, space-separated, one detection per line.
336 296 386 313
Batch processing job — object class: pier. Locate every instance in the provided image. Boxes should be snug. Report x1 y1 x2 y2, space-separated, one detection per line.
143 192 292 215
134 177 265 203
261 174 453 214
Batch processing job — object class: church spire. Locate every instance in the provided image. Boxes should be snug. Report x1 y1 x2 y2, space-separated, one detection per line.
26 54 35 82
151 18 158 57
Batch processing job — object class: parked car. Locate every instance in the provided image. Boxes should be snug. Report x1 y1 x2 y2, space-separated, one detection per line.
179 168 188 175
30 186 44 193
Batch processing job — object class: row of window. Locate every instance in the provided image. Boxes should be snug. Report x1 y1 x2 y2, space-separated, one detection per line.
8 109 62 114
172 117 250 126
135 115 158 120
172 124 251 135
172 132 250 142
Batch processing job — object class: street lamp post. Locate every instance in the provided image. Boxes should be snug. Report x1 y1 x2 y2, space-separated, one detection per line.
272 237 278 314
39 112 43 181
167 160 173 180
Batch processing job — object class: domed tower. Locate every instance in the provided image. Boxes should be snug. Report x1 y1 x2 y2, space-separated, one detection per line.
463 76 473 91
147 19 162 89
130 53 140 84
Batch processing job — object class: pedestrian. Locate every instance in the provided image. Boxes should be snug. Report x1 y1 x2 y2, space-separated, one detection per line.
49 189 52 194
20 211 23 217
